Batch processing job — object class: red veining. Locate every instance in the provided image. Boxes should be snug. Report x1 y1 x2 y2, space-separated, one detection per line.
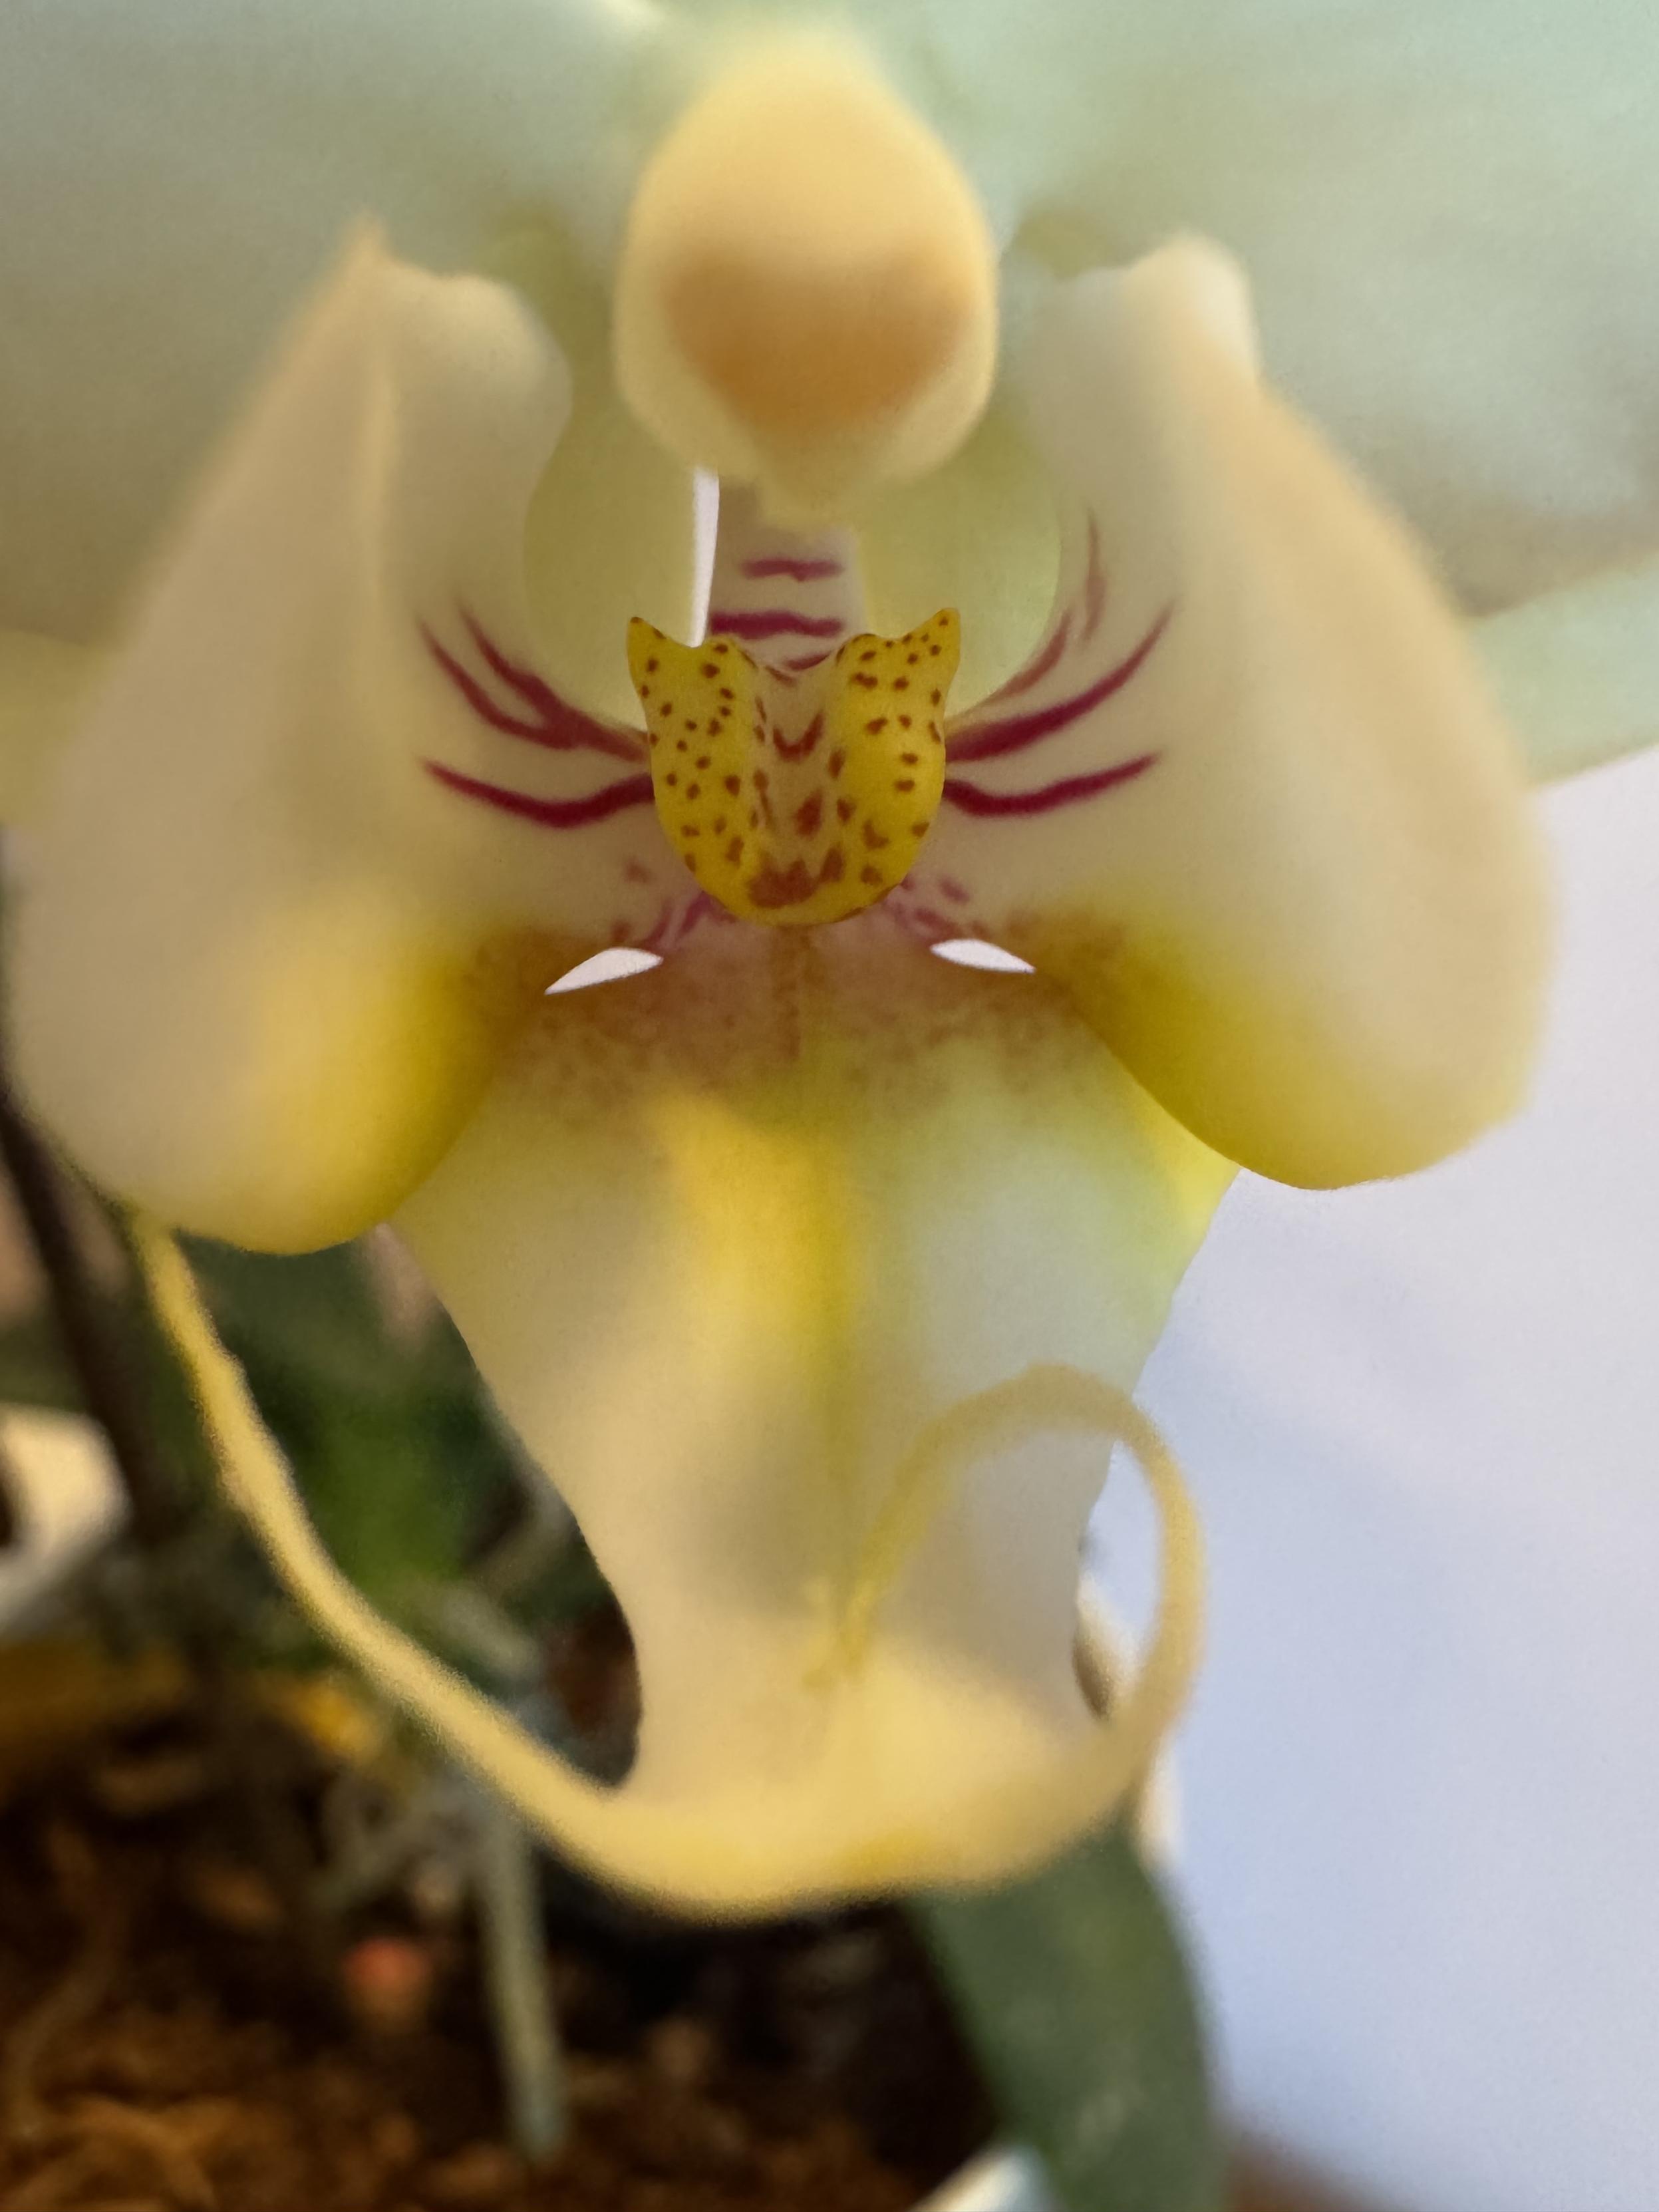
773 711 824 763
1080 517 1107 643
982 613 1072 705
741 555 845 582
639 891 724 954
705 607 847 642
943 754 1157 818
949 609 1171 765
909 905 957 935
424 615 643 763
424 762 655 828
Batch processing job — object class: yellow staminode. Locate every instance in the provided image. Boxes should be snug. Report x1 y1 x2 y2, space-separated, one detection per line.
627 611 960 925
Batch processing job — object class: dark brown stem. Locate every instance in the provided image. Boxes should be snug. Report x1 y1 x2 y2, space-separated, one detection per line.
0 1075 181 1545
0 1072 341 1999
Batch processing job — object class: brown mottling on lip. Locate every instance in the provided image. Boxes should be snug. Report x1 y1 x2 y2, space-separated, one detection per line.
626 608 961 926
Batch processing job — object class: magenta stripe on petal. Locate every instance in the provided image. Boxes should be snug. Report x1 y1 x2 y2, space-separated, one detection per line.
943 754 1158 817
949 609 1171 766
741 556 845 582
705 607 846 641
424 761 656 828
423 617 643 764
980 614 1072 705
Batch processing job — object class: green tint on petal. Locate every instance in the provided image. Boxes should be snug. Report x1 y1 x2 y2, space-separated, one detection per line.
919 0 1659 608
1476 557 1659 784
490 223 703 724
0 0 659 639
856 400 1060 708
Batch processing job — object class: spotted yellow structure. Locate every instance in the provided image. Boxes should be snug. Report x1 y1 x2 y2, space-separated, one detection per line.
627 611 960 925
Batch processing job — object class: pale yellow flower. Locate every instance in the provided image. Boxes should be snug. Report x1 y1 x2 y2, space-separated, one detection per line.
3 1 1652 1911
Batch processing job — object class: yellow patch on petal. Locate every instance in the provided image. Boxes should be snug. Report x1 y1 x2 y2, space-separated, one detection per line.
379 923 1232 1910
627 612 959 924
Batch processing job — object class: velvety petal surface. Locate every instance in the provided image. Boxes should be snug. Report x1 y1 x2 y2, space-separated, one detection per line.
0 0 668 641
1475 557 1659 784
907 241 1547 1189
822 0 1659 609
855 398 1060 710
9 232 693 1251
0 632 104 819
373 920 1232 1909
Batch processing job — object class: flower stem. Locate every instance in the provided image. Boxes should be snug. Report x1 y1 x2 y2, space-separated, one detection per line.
0 1070 180 1544
472 1784 567 2162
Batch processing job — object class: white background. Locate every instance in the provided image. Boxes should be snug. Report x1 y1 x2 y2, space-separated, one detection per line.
1141 747 1659 2209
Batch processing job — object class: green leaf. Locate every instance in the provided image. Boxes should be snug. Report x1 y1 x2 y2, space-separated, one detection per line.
182 1239 416 1406
913 1825 1223 2212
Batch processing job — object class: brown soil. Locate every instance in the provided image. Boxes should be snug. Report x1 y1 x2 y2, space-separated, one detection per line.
0 1702 993 2212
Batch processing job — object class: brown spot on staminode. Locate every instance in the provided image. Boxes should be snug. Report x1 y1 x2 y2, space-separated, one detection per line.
794 790 824 837
745 850 843 911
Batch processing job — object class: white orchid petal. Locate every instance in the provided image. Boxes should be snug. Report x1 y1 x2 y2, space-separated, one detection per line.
861 0 1659 606
10 231 686 1251
909 241 1547 1189
0 631 104 819
1475 558 1659 784
0 0 661 641
855 398 1060 708
382 922 1230 1909
491 224 702 722
141 1203 1204 1915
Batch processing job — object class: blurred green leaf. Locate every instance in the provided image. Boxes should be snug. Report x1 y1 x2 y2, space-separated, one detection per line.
183 1239 420 1406
913 1825 1223 2212
302 1402 478 1609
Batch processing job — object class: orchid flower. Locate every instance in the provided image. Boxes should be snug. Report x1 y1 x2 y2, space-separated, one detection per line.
3 0 1656 1916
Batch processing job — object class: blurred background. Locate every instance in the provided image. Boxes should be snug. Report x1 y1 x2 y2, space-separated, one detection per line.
1146 741 1659 2210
